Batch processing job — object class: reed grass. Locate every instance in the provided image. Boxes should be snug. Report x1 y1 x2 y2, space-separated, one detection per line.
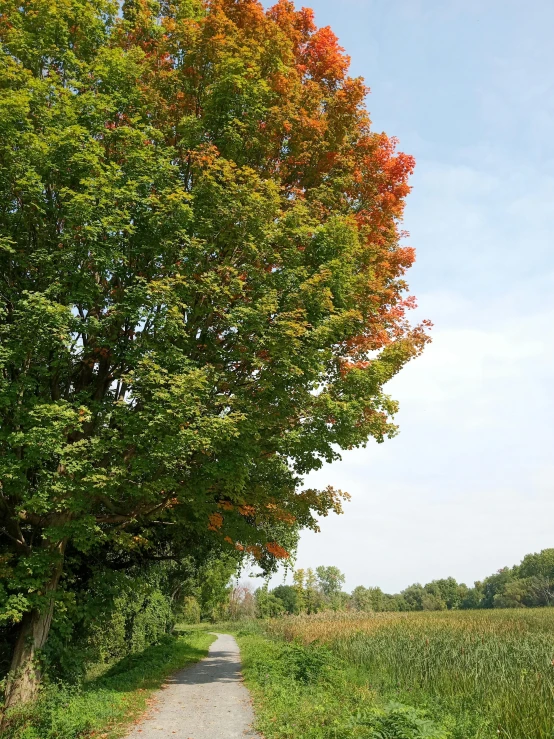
262 609 554 739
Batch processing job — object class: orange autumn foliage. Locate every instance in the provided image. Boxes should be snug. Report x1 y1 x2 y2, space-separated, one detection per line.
265 542 290 559
208 513 224 531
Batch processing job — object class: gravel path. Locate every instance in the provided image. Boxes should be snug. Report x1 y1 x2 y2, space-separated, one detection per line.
124 632 261 739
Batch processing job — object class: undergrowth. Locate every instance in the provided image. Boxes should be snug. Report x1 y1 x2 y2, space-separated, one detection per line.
262 610 554 738
236 624 450 739
1 630 214 739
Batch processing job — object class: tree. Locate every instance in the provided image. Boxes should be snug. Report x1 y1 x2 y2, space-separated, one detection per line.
368 586 388 612
330 591 351 611
197 554 239 622
401 584 426 611
351 585 373 612
351 584 390 612
424 577 462 610
0 0 427 706
255 585 285 618
460 583 484 610
421 593 446 611
517 549 554 581
316 566 346 598
228 583 257 621
480 569 515 609
292 569 307 613
388 594 408 611
492 581 527 608
455 582 470 607
181 596 202 624
304 568 324 614
272 584 297 614
292 567 324 613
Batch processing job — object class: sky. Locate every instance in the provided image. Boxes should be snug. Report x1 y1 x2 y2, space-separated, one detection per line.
268 0 554 593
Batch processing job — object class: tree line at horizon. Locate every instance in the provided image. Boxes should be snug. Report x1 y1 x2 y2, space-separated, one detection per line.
197 547 554 620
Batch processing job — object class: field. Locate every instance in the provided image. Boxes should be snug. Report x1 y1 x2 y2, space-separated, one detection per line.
238 609 554 739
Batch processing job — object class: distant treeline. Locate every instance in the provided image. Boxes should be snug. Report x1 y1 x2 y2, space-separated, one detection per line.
217 548 554 619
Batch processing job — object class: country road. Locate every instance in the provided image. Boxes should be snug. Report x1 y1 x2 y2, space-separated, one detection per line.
125 633 261 739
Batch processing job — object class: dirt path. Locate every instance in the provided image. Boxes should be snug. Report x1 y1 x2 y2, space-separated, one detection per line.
124 632 261 739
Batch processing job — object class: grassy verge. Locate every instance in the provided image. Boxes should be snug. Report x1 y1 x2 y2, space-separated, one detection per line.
261 611 554 739
236 625 450 739
2 629 215 739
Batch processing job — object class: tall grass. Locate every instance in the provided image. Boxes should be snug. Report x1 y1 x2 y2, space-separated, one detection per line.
263 609 554 739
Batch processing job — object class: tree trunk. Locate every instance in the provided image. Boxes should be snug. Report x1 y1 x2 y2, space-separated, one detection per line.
2 543 65 715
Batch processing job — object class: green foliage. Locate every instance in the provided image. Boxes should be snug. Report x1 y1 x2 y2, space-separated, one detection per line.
40 561 177 681
0 0 429 701
265 609 554 739
180 596 201 624
238 629 448 739
0 0 428 701
351 587 396 613
256 586 286 619
290 567 343 614
345 704 449 739
197 555 238 622
399 585 426 612
336 550 554 614
129 590 174 654
0 0 426 677
464 549 554 610
278 642 333 684
1 630 214 739
422 579 461 611
518 549 554 580
271 585 297 615
260 550 554 622
316 566 346 598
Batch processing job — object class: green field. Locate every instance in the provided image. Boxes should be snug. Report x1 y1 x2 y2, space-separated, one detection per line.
238 609 554 739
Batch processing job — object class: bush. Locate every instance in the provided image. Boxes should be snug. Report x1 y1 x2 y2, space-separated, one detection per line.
130 590 174 654
40 564 177 682
279 643 333 684
345 703 449 739
181 596 202 624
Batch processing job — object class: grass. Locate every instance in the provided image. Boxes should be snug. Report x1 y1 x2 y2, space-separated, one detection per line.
1 629 215 739
76 612 554 739
243 609 554 739
236 623 449 739
8 610 551 739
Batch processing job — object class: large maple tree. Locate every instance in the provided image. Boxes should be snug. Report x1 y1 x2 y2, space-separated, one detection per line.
0 0 429 706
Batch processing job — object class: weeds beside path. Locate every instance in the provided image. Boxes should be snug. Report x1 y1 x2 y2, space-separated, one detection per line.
1 630 215 739
236 627 449 739
234 609 554 739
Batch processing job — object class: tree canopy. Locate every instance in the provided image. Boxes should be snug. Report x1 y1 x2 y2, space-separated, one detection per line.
0 0 427 706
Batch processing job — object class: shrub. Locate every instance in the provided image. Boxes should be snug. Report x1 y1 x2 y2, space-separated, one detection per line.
345 703 449 739
38 564 176 683
181 596 202 625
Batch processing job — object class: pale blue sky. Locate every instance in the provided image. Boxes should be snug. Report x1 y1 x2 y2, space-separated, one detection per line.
269 0 554 592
